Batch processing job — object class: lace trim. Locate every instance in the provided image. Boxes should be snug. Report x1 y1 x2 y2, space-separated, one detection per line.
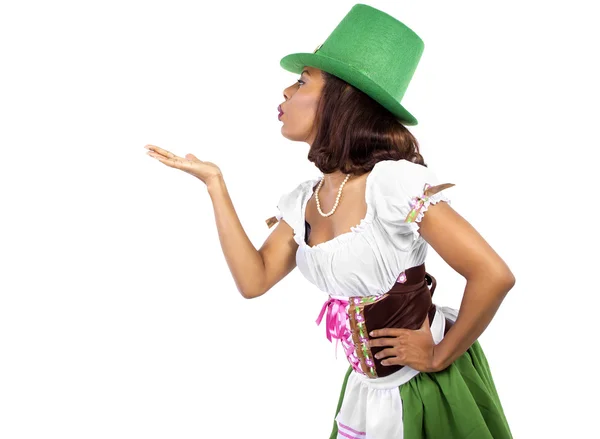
415 192 451 223
404 182 454 240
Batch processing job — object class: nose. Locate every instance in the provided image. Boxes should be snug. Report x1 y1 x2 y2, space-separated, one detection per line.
283 82 296 100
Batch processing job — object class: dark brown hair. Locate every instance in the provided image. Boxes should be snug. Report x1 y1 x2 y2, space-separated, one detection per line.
307 70 427 176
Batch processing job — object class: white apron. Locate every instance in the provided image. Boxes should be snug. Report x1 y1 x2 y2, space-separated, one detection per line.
334 306 459 439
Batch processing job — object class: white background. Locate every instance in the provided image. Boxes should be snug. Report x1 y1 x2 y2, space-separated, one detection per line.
1 0 598 437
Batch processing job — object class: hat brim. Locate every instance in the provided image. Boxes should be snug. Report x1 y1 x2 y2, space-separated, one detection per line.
280 52 418 126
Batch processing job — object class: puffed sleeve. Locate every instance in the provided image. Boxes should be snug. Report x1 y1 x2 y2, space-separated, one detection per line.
265 180 310 243
371 159 455 245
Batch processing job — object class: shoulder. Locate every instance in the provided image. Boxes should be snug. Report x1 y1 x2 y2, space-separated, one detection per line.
277 176 319 207
371 159 441 196
368 159 455 239
275 176 320 229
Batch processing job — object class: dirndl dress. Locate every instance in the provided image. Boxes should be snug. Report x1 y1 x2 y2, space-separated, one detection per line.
323 266 512 439
266 158 513 438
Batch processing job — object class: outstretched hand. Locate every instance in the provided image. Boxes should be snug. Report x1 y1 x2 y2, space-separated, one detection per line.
368 315 440 373
145 144 223 187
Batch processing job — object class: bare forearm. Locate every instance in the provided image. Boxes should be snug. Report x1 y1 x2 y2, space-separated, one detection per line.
206 175 265 298
433 273 515 371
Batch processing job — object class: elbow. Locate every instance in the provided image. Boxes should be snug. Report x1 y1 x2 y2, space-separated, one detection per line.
469 266 516 296
497 271 516 296
501 266 516 288
506 272 516 288
239 289 256 299
239 286 266 300
239 273 269 299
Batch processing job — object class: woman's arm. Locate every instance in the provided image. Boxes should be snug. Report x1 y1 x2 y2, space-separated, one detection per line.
207 176 298 299
417 201 516 371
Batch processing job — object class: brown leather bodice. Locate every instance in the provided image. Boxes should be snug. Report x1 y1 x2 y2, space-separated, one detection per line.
348 263 454 378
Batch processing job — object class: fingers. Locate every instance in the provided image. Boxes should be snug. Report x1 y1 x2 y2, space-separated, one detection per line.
371 347 404 366
145 144 193 171
145 144 177 159
380 355 404 366
373 347 397 360
368 336 399 348
369 318 430 340
152 154 192 171
369 328 406 338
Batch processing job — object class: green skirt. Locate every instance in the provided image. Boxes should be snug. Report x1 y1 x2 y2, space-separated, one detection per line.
329 340 512 438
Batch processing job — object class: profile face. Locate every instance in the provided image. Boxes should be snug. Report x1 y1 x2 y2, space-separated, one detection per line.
279 66 325 144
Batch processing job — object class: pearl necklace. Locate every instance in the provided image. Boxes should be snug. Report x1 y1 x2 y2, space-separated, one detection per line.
315 173 351 217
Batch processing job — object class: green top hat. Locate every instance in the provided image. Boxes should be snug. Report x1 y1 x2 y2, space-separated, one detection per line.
280 3 424 126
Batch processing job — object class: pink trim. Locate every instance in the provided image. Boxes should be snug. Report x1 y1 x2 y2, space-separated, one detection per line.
338 430 362 439
338 421 366 436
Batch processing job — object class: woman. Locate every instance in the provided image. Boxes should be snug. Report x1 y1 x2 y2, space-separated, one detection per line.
144 4 514 438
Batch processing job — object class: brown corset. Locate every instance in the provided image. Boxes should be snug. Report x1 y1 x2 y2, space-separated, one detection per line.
347 263 454 378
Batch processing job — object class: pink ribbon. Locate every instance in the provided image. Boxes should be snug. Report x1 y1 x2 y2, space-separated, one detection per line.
316 297 363 373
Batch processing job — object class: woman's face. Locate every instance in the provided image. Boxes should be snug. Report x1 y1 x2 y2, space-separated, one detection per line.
279 66 324 144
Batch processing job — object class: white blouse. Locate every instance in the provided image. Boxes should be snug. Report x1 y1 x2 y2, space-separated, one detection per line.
275 159 453 297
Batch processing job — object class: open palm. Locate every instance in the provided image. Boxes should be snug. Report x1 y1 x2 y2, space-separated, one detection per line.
144 144 223 186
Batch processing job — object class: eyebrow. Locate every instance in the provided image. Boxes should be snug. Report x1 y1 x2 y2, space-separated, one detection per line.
301 70 311 77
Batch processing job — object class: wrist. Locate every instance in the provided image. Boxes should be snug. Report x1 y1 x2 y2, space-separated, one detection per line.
206 173 225 194
431 345 449 372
